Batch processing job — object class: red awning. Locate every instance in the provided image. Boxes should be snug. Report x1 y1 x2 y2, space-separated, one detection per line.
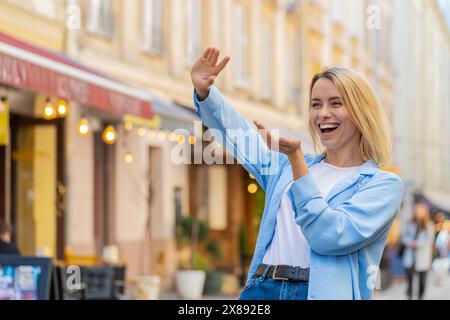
0 32 153 119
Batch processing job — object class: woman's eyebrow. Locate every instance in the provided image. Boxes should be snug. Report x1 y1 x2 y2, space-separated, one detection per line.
329 96 342 101
311 98 321 102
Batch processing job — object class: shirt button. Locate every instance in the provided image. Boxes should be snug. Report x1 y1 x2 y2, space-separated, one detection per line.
311 293 317 299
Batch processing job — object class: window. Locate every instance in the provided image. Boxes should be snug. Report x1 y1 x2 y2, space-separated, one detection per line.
234 5 249 87
186 0 203 65
286 35 297 104
32 0 56 19
261 24 272 99
142 0 164 55
349 0 362 37
87 0 115 37
330 0 341 22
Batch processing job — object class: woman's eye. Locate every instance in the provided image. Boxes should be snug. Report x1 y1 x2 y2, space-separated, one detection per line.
332 102 342 107
312 103 321 108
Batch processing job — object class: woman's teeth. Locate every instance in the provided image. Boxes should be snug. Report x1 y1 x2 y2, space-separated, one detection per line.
319 124 340 133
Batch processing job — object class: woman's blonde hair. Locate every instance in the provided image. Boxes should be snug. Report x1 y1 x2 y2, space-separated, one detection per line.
412 203 432 230
308 67 392 167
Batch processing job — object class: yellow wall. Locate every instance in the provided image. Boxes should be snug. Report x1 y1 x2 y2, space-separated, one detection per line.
15 126 35 255
33 125 57 257
0 1 65 51
14 124 57 257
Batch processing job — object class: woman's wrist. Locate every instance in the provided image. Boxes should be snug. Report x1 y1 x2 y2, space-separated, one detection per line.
287 147 309 180
196 88 210 101
287 148 303 162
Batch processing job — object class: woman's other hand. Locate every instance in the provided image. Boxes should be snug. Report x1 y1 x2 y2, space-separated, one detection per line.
253 120 308 180
253 121 301 156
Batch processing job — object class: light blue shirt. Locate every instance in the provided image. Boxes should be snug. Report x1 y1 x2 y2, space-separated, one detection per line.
193 85 405 300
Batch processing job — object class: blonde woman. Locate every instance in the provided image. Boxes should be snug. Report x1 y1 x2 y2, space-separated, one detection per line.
191 48 405 300
402 203 435 299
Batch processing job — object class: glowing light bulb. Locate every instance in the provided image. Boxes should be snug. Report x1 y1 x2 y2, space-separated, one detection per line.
124 121 134 131
124 152 134 164
188 135 197 145
42 99 56 120
57 100 68 117
169 132 177 142
177 135 185 144
158 131 167 140
102 125 118 145
77 118 90 136
247 183 258 194
137 127 147 137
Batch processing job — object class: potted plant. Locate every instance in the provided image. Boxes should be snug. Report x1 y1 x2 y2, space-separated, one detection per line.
203 240 224 295
175 216 211 299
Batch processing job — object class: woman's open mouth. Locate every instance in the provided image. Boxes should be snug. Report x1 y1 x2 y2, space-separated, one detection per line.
318 123 340 137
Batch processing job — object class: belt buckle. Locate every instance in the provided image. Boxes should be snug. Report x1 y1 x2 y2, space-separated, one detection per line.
272 265 289 281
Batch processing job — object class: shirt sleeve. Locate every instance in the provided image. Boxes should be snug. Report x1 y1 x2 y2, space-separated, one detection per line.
288 171 405 256
194 85 283 190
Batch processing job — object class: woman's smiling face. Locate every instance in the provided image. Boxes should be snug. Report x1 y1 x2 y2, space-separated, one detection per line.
309 78 361 151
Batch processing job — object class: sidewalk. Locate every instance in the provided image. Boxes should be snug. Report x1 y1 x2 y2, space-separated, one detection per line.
372 271 450 300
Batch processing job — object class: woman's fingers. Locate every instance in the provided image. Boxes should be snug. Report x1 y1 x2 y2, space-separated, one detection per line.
206 48 215 61
203 48 212 59
253 121 266 130
211 49 220 66
214 56 230 75
254 122 300 152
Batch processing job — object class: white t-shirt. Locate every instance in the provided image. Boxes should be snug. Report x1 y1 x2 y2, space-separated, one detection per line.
262 159 361 267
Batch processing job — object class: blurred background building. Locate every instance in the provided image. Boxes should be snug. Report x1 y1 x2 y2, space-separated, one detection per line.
0 0 448 298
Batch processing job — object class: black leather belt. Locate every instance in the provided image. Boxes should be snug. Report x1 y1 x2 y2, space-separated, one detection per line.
254 264 309 282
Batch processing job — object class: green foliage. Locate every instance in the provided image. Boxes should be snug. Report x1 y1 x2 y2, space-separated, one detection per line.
192 253 211 271
205 240 223 261
176 216 208 246
176 216 222 271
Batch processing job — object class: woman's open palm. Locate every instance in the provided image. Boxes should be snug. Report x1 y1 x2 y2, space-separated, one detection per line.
191 48 230 98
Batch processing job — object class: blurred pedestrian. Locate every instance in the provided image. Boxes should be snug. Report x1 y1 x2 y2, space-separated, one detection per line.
433 211 446 258
402 203 434 299
0 220 21 255
433 220 450 285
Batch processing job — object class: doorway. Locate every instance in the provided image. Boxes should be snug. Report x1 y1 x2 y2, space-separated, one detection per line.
9 114 66 259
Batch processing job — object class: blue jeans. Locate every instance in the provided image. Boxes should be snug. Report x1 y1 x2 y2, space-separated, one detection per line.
239 274 309 300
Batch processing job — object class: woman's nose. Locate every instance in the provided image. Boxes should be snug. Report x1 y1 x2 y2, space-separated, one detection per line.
319 105 332 118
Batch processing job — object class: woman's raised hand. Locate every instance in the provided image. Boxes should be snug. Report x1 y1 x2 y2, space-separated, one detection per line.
191 48 230 100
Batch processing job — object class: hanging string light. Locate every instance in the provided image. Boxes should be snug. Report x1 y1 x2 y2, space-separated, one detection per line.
102 125 118 145
247 183 258 194
158 130 167 140
42 98 56 120
124 152 134 164
124 121 134 131
57 100 68 117
77 117 90 136
168 132 177 142
177 135 185 144
188 135 197 145
137 127 146 137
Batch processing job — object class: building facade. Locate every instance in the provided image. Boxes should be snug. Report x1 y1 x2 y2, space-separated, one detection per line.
392 0 450 219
